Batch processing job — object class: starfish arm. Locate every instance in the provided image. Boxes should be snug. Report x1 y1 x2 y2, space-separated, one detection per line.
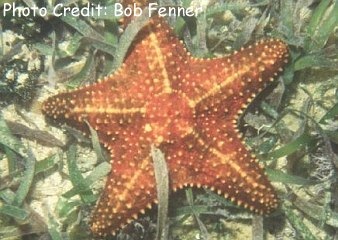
41 80 147 138
90 138 157 237
193 91 278 213
176 39 289 106
123 16 191 95
162 132 277 214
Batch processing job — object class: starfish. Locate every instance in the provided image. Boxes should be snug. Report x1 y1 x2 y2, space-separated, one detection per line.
42 15 289 237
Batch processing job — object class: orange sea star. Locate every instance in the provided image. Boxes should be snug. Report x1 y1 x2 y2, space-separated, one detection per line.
42 14 289 237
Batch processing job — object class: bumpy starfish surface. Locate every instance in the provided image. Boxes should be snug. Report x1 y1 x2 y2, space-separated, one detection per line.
42 14 289 237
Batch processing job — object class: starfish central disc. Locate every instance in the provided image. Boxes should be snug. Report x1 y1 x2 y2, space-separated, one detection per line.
144 93 194 144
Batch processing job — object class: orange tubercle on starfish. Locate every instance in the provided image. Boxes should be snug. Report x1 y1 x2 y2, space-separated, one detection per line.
42 15 289 237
